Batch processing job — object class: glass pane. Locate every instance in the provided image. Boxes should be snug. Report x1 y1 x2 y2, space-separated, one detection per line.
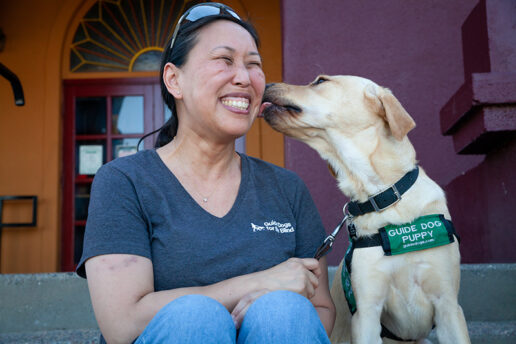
74 225 85 265
74 184 91 221
76 140 106 176
76 97 107 135
112 96 144 134
132 50 161 71
164 103 172 122
113 138 141 159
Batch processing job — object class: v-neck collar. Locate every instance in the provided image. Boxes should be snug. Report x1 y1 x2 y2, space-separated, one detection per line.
149 149 249 222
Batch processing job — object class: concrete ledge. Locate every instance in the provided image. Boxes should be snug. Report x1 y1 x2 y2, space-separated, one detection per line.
458 264 516 321
329 263 516 323
1 264 515 343
0 329 100 344
0 273 96 333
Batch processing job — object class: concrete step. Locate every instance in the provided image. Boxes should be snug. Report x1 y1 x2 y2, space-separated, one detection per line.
0 329 100 344
458 321 516 344
426 321 516 344
1 264 515 343
0 273 96 334
328 263 516 322
0 321 514 344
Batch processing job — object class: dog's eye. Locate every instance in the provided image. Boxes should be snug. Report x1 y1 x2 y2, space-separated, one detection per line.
312 77 328 86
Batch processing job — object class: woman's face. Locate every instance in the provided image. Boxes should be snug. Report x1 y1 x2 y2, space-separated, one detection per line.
172 20 266 143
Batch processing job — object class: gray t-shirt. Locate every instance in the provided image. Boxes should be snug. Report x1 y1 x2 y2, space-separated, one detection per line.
77 149 325 291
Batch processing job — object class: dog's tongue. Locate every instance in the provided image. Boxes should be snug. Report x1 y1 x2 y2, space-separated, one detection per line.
258 102 272 118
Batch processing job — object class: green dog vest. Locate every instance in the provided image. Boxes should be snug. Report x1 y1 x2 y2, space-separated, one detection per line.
342 214 458 315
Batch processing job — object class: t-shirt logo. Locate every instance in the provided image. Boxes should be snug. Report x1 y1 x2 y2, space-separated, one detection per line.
251 220 294 233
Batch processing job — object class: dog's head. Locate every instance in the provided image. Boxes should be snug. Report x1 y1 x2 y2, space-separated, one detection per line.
262 75 416 197
263 75 415 142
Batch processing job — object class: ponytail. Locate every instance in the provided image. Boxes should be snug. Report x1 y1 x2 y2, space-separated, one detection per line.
154 111 178 148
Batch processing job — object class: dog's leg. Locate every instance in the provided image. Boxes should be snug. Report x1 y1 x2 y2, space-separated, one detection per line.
433 298 470 344
350 271 389 343
351 303 384 344
428 245 470 344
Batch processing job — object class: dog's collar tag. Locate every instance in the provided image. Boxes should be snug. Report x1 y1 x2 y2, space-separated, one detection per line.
379 214 457 256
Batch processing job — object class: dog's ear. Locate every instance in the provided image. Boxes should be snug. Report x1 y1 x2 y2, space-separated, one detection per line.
379 87 416 140
365 84 416 140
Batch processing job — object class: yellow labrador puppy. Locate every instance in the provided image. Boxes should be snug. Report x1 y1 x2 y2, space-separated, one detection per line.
262 75 470 344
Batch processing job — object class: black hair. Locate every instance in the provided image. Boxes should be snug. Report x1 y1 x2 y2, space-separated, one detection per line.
137 11 260 149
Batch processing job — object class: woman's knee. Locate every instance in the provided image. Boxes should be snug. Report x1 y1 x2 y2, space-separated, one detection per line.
247 290 314 318
244 290 319 328
238 290 329 343
137 294 235 343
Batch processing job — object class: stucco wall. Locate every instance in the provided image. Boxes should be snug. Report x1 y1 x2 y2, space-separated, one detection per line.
0 0 79 272
281 0 484 264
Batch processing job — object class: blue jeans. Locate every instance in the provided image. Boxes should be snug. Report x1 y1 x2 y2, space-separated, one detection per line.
135 290 330 344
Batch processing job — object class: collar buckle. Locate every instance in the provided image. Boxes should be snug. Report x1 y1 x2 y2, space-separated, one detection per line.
369 184 402 212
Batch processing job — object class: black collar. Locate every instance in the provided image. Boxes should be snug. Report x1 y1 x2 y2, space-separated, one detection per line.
347 166 419 216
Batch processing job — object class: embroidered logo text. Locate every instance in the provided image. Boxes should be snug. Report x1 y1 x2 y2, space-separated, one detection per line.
251 220 294 234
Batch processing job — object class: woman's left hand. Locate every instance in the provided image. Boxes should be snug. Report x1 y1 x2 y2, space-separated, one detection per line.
231 289 271 329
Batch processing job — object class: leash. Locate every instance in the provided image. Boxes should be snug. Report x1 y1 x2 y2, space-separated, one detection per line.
314 204 352 260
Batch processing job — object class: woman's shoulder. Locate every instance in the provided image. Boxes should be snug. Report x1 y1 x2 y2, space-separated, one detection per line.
96 149 160 181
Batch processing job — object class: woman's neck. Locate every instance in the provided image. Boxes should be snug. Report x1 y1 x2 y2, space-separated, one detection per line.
157 129 240 181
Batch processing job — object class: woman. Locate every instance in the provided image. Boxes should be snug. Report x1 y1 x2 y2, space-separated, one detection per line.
77 3 335 343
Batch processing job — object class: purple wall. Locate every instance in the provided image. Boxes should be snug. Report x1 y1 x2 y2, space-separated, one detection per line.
280 0 485 265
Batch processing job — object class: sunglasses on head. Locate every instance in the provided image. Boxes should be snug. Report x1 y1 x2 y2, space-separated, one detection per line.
169 2 241 52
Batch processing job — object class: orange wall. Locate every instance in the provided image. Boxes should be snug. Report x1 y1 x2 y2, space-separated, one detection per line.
229 0 284 166
0 0 282 273
0 0 82 273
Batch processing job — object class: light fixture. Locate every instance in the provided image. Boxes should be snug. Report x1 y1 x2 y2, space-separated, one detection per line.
0 63 25 106
0 28 5 52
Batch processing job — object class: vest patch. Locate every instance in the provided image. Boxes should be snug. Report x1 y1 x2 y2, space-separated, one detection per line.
379 214 455 256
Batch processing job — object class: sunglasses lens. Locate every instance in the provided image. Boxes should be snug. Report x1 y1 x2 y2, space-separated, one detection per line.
170 4 242 51
185 6 221 22
226 9 240 19
185 4 241 22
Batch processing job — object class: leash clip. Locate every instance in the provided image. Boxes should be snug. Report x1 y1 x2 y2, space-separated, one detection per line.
314 203 352 260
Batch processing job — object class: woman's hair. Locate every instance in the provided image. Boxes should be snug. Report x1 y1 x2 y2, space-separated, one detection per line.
138 10 260 149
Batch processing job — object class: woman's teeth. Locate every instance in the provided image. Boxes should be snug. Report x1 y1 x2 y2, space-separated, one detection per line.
222 97 249 111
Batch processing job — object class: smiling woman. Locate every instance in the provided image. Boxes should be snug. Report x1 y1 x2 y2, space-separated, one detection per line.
76 3 335 344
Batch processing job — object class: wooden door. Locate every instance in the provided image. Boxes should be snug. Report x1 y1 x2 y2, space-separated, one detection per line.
62 77 164 271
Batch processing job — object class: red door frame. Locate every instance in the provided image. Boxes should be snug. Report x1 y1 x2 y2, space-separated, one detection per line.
62 77 162 271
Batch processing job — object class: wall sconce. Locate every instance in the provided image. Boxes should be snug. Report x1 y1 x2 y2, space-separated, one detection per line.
0 63 25 106
0 29 24 106
0 28 5 52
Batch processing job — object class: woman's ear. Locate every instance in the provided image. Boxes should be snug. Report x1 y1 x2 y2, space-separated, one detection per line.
163 62 183 99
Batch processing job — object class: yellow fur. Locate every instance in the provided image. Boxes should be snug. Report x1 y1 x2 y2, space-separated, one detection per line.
263 75 471 344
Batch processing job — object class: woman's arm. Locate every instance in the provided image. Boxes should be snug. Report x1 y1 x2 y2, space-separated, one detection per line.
230 256 336 336
86 254 320 344
310 257 336 336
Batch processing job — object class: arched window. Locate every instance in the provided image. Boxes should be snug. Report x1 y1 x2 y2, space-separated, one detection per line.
69 0 200 72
